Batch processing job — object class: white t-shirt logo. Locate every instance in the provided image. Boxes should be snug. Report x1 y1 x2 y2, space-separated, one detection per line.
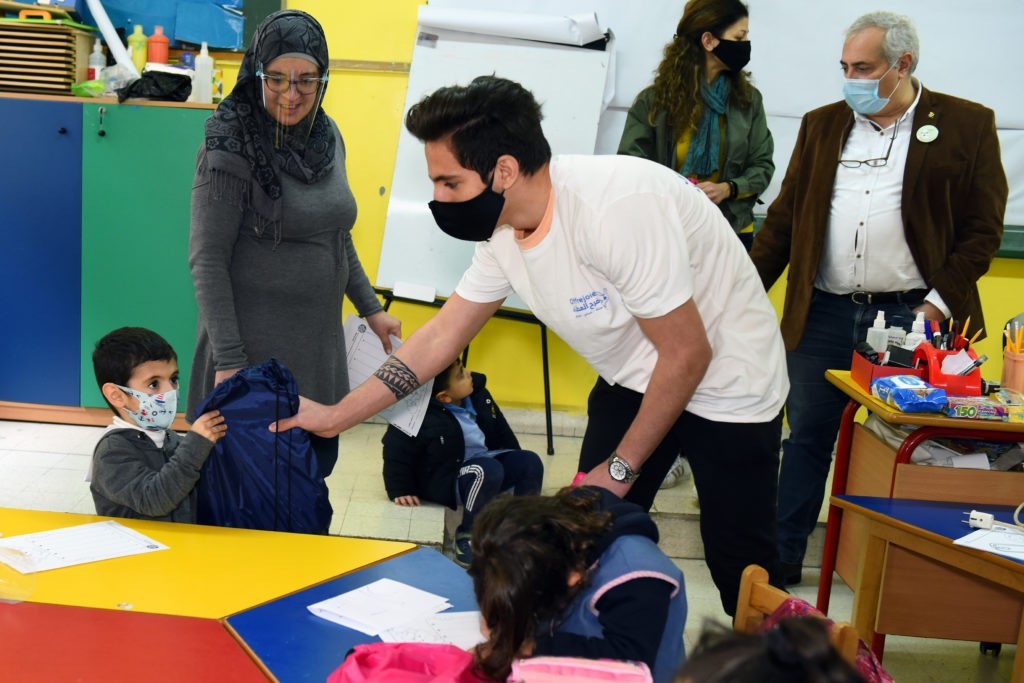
570 288 610 318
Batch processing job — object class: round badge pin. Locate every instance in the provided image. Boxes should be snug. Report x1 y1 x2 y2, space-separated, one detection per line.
916 125 938 143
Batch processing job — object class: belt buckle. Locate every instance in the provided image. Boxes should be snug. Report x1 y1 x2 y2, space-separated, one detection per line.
851 292 871 305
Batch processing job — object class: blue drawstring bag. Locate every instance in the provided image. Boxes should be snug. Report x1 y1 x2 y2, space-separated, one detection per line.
194 358 332 534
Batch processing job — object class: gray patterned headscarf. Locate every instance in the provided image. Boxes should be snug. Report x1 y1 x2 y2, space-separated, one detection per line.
203 9 334 240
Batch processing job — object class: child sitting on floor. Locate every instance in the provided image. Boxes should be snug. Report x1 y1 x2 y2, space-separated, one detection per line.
469 487 687 683
90 327 226 522
382 356 543 566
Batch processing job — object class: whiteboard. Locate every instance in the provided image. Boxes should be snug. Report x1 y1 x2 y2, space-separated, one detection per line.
427 0 1022 224
376 25 611 306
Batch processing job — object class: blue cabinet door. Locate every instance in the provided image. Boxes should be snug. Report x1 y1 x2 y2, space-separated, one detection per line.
0 98 82 406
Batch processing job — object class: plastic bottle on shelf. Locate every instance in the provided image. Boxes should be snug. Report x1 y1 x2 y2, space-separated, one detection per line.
147 25 169 64
88 39 105 81
866 311 889 353
903 311 928 350
192 42 213 104
127 24 147 74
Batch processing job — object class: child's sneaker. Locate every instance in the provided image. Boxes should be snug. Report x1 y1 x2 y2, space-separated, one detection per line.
453 532 473 568
659 456 691 489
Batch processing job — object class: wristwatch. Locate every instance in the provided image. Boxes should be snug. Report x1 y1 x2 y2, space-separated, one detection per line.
607 452 640 484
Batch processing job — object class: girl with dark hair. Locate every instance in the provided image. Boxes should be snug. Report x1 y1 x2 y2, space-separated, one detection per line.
188 10 400 480
469 488 687 683
619 0 773 252
676 618 866 683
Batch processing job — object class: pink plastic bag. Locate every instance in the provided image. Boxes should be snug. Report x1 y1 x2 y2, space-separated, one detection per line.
328 642 491 683
507 656 653 682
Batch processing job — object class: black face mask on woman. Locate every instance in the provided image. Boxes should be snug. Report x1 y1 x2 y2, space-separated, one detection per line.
427 178 505 242
712 38 751 72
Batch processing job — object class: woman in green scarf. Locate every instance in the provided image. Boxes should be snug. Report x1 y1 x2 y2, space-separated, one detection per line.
619 0 773 253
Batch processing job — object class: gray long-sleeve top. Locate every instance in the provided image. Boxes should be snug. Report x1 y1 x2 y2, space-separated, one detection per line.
90 429 214 522
187 120 382 417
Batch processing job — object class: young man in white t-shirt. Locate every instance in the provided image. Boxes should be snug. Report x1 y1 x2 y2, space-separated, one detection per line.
275 76 789 615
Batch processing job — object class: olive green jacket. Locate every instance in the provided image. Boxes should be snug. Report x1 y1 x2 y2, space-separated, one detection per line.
618 85 774 233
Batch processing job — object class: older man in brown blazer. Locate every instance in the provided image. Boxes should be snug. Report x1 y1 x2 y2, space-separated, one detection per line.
750 10 1007 585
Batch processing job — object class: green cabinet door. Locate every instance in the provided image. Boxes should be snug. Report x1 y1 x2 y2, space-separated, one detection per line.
80 103 210 409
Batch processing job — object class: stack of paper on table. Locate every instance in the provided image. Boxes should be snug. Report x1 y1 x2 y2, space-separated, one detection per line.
307 578 453 635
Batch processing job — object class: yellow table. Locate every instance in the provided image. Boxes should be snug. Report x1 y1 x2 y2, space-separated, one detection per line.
0 507 414 619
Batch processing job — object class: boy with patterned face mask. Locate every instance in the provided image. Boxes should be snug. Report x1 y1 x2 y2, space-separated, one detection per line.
90 327 226 522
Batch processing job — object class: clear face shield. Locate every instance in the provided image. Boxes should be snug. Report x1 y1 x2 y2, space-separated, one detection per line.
255 62 328 146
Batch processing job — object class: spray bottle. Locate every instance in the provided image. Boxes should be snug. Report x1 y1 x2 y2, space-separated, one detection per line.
903 311 928 350
866 311 889 354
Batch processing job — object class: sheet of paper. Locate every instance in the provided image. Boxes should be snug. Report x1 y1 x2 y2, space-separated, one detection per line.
307 577 452 635
954 523 1024 563
380 610 486 650
0 521 168 573
344 315 431 437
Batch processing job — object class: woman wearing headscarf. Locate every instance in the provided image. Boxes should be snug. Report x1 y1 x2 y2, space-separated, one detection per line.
619 0 773 252
188 9 400 479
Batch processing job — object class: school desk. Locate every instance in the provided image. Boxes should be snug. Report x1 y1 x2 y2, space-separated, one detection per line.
0 507 414 619
817 370 1024 613
832 496 1024 681
0 600 268 682
226 546 477 683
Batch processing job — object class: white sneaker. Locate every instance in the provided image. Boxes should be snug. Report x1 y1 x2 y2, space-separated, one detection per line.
659 456 690 489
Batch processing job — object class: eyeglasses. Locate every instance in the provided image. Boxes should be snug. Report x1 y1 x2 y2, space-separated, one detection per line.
838 118 900 169
256 70 326 95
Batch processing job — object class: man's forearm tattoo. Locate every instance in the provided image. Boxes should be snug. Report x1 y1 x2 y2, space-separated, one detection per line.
374 355 420 400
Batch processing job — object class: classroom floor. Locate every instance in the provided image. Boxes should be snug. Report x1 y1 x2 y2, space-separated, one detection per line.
0 416 1015 682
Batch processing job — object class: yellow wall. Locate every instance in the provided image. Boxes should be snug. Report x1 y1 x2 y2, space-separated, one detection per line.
255 1 1020 414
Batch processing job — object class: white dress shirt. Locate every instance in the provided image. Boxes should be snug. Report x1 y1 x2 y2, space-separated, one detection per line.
816 81 948 315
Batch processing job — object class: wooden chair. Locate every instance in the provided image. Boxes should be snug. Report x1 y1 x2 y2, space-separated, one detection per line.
733 564 860 665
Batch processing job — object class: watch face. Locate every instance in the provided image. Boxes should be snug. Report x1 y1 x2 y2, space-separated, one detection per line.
609 458 628 482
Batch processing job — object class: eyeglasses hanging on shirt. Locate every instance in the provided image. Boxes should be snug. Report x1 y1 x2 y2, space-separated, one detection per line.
837 117 900 169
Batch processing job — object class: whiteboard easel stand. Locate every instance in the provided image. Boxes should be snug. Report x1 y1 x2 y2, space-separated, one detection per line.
375 287 555 455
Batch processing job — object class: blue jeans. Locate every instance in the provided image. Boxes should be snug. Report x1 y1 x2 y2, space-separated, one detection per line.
456 450 543 536
777 289 923 566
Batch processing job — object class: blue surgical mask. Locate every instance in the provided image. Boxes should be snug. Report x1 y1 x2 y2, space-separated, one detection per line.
843 63 899 115
117 385 177 431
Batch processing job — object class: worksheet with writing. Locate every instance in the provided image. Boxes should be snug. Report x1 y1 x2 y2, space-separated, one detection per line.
0 521 168 573
344 315 431 436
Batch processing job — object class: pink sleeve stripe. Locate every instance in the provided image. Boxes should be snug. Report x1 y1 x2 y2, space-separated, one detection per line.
588 571 680 615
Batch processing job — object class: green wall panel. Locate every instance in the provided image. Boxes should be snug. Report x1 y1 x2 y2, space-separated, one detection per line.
80 103 210 409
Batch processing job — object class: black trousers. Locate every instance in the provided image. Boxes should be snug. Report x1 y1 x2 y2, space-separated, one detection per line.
578 377 784 615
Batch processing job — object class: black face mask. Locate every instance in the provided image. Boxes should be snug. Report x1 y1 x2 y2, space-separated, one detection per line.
712 38 751 72
427 181 505 242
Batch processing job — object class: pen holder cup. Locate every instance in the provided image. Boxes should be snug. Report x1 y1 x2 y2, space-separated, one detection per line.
850 350 924 392
1003 348 1024 393
911 344 982 396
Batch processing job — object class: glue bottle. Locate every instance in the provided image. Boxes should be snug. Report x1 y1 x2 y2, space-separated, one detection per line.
88 39 105 81
903 311 928 350
127 24 147 75
147 25 169 65
192 42 213 104
866 311 889 353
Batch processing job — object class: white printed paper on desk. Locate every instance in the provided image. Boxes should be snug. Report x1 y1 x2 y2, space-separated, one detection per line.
380 610 486 650
307 577 452 635
343 315 431 436
0 521 168 573
954 524 1024 563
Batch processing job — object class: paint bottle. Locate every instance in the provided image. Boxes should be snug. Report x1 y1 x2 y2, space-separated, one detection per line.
192 42 213 104
127 25 147 74
147 25 169 64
